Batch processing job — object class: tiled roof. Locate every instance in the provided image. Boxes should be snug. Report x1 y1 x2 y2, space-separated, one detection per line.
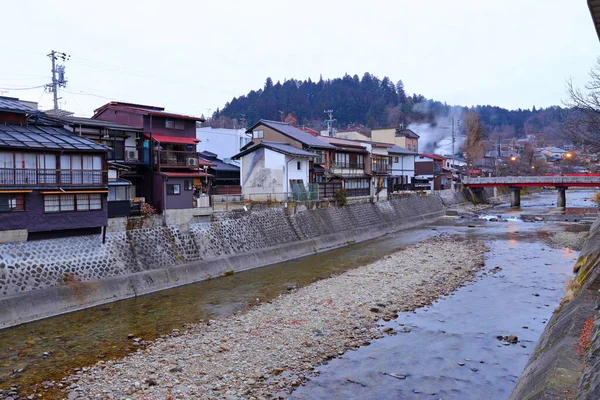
396 129 420 139
419 153 445 161
0 124 109 151
93 102 204 122
232 141 317 159
248 120 334 149
388 145 416 155
199 151 239 171
60 116 145 131
0 96 37 114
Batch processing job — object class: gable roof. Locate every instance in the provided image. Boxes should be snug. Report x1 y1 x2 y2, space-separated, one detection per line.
247 119 334 149
0 96 37 114
232 141 317 160
93 102 204 122
396 129 420 139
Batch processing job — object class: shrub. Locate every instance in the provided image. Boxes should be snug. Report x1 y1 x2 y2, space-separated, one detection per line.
334 189 348 206
590 191 600 206
140 203 156 218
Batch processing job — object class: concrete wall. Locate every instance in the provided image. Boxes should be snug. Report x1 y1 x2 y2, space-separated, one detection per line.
0 194 446 329
509 216 600 400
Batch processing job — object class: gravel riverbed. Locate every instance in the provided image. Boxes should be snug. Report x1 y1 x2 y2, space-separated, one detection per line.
61 235 488 400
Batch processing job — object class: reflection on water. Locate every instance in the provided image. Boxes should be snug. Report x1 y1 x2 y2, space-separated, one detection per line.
292 225 577 400
0 189 594 398
0 226 439 395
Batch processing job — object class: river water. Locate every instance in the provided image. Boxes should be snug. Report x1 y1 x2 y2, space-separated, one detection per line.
0 189 595 399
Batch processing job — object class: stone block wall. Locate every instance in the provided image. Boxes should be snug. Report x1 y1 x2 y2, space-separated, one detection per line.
0 195 445 321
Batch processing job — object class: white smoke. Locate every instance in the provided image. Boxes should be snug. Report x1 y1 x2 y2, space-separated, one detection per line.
407 104 465 156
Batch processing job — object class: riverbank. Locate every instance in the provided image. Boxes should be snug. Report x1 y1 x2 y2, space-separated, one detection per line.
58 235 487 399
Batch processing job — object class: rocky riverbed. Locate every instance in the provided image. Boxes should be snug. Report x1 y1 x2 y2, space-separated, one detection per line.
58 235 487 400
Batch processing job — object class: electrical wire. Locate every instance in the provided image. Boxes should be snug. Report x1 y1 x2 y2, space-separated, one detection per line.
0 84 46 91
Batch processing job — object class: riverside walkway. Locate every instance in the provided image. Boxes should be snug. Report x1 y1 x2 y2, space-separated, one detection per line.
463 174 600 207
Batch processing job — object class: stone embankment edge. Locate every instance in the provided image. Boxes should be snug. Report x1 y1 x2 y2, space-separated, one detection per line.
0 210 446 330
509 216 600 400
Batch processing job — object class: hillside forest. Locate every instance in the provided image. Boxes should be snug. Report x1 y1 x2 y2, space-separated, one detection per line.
209 73 570 148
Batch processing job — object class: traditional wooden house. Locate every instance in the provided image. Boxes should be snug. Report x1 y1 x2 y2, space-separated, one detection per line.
0 97 109 241
92 102 206 216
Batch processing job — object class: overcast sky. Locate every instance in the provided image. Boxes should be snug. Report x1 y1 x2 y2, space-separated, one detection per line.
1 0 598 118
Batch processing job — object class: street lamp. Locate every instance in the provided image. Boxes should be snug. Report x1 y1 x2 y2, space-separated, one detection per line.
565 152 573 173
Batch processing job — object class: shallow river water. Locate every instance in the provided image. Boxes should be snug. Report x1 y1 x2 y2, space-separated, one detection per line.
0 189 595 399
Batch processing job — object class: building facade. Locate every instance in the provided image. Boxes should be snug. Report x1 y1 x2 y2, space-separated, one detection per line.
0 97 109 241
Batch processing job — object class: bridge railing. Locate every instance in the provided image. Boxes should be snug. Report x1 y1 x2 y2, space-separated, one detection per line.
463 175 600 186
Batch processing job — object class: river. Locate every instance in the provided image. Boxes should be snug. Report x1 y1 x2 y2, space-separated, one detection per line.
0 189 595 399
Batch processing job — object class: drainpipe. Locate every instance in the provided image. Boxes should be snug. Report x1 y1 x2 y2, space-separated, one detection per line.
285 157 298 203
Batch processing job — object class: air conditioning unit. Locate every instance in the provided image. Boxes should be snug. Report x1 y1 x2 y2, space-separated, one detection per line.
187 158 199 166
126 150 139 161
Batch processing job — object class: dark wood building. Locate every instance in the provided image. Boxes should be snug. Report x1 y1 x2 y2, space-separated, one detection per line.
0 97 109 239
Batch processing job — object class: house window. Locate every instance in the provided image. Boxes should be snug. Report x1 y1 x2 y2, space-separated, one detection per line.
165 120 175 129
356 154 364 168
184 180 193 191
335 153 350 167
393 156 399 163
313 150 326 164
252 130 264 139
0 194 25 212
60 154 103 185
167 184 181 195
44 194 102 212
297 161 301 170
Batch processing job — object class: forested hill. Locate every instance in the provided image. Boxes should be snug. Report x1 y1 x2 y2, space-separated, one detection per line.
213 73 567 141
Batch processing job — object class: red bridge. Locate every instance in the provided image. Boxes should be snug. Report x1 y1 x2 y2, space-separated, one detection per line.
462 175 600 208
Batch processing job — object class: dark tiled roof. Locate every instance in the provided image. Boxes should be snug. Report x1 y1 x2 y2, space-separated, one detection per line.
396 129 420 139
232 141 317 159
61 116 144 131
199 151 239 172
388 145 416 155
0 96 37 114
0 124 109 152
93 102 204 122
261 141 319 156
248 120 334 149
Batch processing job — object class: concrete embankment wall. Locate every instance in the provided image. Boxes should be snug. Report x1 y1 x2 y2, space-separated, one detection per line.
509 217 600 400
0 193 455 329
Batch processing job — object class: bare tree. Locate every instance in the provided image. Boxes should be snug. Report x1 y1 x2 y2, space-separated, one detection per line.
464 110 484 176
564 57 600 152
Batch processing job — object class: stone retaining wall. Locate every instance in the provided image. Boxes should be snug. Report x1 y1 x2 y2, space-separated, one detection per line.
509 217 600 400
0 194 450 329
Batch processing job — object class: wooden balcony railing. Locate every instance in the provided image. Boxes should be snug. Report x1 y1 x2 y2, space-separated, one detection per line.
371 162 391 175
157 150 201 167
0 168 107 187
331 162 365 170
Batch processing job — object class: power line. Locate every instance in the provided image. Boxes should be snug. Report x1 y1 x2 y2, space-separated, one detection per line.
0 85 46 91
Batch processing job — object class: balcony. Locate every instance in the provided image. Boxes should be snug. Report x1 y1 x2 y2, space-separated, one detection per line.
0 168 107 188
157 150 201 168
371 161 391 175
108 145 149 164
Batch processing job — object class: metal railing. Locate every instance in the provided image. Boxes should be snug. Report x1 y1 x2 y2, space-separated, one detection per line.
0 168 107 187
157 150 200 167
212 186 320 211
